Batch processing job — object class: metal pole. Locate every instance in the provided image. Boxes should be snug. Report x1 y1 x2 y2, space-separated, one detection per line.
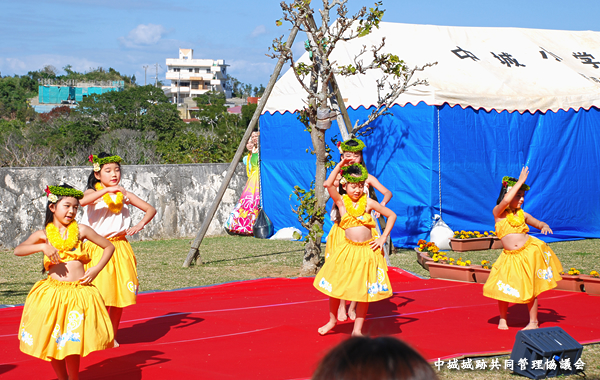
143 65 148 86
183 24 301 267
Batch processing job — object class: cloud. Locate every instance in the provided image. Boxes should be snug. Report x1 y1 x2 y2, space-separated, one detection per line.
1 58 27 74
119 24 167 48
227 59 276 85
0 55 102 76
250 25 267 38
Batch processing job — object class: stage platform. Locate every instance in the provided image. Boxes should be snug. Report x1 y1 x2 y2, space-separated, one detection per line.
1 267 600 379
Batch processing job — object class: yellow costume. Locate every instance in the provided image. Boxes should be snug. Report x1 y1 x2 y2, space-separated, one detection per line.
19 241 114 361
483 211 563 303
81 193 139 308
314 195 392 302
83 236 138 307
324 185 379 262
324 222 345 261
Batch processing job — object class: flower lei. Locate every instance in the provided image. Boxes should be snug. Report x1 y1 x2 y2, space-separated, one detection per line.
340 138 365 153
46 221 79 252
45 186 84 203
95 183 124 213
505 207 525 227
341 163 368 183
89 154 122 172
502 176 530 191
343 194 367 217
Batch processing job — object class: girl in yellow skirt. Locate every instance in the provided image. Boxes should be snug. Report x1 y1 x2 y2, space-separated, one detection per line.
329 138 393 322
314 157 396 336
15 184 115 380
80 152 156 344
483 167 563 330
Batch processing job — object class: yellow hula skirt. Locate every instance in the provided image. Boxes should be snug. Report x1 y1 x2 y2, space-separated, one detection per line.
83 236 138 308
325 222 380 262
324 222 344 262
483 237 563 303
19 277 113 361
314 237 392 302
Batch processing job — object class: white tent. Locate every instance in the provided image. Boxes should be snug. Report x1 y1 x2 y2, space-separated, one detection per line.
264 22 600 114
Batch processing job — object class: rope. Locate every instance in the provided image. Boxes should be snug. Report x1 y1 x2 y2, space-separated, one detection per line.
437 106 442 218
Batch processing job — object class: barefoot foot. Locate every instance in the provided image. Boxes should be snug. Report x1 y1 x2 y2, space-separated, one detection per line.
337 307 348 322
113 340 120 348
522 322 538 330
318 320 337 336
498 319 509 330
351 330 364 337
348 308 356 321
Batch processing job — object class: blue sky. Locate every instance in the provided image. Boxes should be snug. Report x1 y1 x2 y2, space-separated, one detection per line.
1 0 599 87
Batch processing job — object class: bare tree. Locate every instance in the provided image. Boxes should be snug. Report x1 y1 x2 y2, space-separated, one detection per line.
0 131 57 167
270 0 435 275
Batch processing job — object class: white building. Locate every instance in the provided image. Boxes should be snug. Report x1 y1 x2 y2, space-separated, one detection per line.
163 49 231 103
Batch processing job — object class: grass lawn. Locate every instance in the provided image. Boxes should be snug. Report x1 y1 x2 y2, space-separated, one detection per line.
1 236 599 378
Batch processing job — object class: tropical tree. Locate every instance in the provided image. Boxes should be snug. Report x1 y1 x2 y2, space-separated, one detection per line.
270 0 435 275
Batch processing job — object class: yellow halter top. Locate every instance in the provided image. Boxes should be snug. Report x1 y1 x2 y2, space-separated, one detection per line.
43 240 91 271
495 212 529 239
339 194 377 230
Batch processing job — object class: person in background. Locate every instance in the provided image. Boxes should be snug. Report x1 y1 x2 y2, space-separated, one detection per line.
312 336 438 380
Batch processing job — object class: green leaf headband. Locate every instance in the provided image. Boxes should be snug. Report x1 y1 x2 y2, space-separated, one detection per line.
502 176 530 191
340 138 365 153
88 154 122 172
341 163 368 183
45 186 84 203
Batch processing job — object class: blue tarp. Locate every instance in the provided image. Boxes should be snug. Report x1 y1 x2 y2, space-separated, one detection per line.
259 103 600 247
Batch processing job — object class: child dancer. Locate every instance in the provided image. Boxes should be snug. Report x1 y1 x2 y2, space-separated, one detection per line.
483 167 563 330
16 184 114 380
328 138 393 322
314 157 396 336
80 153 156 344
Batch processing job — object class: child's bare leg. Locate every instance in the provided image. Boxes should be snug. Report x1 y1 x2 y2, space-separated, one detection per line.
522 298 539 330
319 297 340 335
337 299 348 321
51 358 68 380
498 301 509 330
351 302 369 337
65 355 80 380
109 306 124 347
348 301 357 321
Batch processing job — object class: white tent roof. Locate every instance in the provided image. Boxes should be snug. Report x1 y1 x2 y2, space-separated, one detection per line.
263 22 600 114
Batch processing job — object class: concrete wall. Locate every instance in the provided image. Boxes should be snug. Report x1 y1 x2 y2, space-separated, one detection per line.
0 163 246 249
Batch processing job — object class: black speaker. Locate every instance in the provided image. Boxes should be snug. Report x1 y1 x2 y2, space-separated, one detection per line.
510 327 583 379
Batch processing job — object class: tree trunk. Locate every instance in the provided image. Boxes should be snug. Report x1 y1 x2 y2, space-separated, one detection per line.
300 121 328 276
300 234 322 276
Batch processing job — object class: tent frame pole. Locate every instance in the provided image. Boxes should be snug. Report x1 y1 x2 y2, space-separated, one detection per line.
182 24 300 268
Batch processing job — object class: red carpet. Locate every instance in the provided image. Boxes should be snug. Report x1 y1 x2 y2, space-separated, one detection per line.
2 267 600 379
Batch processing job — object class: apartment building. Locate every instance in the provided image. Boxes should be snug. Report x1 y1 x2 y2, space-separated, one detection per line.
163 48 231 103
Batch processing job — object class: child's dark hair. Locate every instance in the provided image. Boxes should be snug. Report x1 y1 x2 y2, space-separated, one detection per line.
87 152 121 190
43 183 80 273
312 336 438 380
44 184 80 226
338 164 366 195
496 176 518 205
342 140 365 165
